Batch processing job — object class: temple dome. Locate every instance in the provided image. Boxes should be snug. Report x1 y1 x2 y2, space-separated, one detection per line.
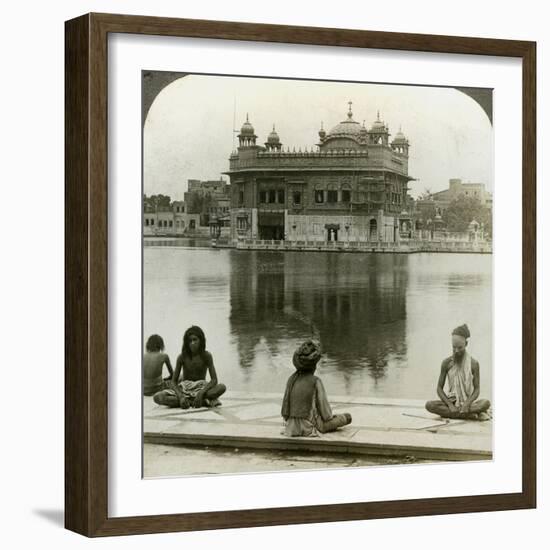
326 104 363 140
240 114 255 136
393 128 408 143
370 111 387 131
328 117 362 138
267 125 280 143
328 119 363 137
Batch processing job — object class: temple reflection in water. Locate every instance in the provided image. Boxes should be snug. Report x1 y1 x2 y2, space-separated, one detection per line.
229 251 408 391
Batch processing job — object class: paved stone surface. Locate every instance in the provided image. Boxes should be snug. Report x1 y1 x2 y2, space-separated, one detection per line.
143 418 182 434
143 444 410 478
143 391 492 462
331 405 446 430
229 402 282 421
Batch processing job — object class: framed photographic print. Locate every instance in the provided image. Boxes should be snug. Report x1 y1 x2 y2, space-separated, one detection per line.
65 13 536 537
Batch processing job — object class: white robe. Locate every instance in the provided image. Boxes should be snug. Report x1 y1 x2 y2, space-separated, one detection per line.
446 352 474 407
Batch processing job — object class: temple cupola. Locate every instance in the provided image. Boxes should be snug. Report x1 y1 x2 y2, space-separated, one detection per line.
265 124 283 151
391 126 410 156
238 114 257 148
368 110 390 146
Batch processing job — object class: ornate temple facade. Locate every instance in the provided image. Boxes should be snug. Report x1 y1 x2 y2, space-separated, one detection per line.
225 103 414 244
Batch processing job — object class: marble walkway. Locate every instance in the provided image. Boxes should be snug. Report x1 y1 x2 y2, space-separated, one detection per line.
143 391 492 462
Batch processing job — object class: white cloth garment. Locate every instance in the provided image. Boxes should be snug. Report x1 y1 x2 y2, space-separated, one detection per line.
446 352 474 407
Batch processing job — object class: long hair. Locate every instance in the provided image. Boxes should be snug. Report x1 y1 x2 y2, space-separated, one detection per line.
181 325 206 358
145 334 164 352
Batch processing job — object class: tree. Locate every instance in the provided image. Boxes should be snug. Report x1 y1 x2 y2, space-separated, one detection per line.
442 195 492 235
417 187 433 201
143 194 172 210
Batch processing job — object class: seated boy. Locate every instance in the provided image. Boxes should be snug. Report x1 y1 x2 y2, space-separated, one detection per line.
143 334 173 396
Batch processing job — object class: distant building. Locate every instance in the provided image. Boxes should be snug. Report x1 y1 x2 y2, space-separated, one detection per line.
431 178 493 211
410 178 491 241
143 202 200 236
224 105 415 244
409 178 492 235
184 178 231 227
172 200 185 214
186 178 228 197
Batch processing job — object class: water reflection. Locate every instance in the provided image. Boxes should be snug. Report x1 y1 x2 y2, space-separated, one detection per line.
144 247 492 399
229 252 409 393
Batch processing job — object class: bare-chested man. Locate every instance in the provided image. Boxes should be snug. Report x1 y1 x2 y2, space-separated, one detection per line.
153 325 226 409
425 324 491 420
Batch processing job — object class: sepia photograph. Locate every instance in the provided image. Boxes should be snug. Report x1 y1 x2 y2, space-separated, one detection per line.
142 72 494 478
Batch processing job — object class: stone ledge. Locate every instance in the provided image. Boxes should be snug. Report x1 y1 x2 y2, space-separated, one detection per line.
143 393 492 462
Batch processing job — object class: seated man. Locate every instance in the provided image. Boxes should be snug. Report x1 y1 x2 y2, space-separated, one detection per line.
425 324 491 420
153 325 226 409
281 339 352 437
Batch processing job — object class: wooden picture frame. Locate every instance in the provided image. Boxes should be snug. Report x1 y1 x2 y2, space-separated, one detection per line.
65 12 536 537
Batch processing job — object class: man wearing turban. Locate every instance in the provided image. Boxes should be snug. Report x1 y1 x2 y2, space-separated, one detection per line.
425 324 491 420
281 339 352 437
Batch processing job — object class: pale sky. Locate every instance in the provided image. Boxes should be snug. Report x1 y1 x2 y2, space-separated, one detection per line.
144 74 493 201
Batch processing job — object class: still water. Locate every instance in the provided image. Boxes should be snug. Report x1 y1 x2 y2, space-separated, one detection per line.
144 248 492 401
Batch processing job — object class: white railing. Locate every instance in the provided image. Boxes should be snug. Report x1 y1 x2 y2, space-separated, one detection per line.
236 239 491 253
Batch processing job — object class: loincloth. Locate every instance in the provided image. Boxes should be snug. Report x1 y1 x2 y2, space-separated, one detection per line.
164 379 208 400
